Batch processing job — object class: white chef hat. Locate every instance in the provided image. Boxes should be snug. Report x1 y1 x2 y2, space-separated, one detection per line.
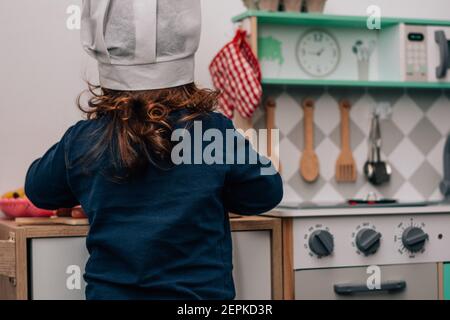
81 0 201 91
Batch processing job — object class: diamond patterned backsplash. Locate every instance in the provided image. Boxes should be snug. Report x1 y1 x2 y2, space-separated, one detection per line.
252 88 450 203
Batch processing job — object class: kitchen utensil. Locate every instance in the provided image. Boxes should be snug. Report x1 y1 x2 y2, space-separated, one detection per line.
305 0 327 13
352 40 364 61
0 198 55 218
266 97 282 172
372 117 392 184
283 0 303 12
335 100 357 183
364 113 391 185
352 40 376 60
15 217 89 226
364 115 377 180
352 40 376 80
300 98 320 182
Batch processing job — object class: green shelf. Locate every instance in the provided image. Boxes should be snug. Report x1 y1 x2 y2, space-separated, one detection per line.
262 78 450 89
233 11 450 89
233 10 450 28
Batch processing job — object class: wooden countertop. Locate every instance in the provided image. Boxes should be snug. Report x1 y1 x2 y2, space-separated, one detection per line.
0 215 280 239
0 214 284 300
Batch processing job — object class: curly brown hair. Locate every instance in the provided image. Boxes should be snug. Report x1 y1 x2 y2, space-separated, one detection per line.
77 82 219 178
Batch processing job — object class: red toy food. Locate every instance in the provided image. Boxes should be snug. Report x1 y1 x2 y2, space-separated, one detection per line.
0 198 55 218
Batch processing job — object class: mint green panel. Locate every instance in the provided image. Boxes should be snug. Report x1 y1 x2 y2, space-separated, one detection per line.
445 264 450 300
258 36 285 66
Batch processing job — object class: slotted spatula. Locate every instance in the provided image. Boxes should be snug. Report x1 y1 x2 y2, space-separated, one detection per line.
335 100 357 183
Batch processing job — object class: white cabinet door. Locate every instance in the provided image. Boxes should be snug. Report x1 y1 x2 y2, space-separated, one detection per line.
232 231 272 300
30 237 88 300
30 231 273 300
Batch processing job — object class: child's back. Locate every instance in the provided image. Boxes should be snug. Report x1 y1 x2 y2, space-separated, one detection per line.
25 0 283 300
25 109 283 300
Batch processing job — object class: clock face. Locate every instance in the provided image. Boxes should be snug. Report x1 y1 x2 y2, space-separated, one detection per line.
296 30 340 77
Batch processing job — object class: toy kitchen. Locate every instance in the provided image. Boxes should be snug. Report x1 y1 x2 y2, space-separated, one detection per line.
2 0 450 302
232 3 450 300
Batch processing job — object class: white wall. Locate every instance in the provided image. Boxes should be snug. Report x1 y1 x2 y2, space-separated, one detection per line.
0 0 449 194
325 0 450 19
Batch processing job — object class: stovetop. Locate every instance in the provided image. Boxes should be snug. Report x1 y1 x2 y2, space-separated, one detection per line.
271 201 450 269
265 201 450 218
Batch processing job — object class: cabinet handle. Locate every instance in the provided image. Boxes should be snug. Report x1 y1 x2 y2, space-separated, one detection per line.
334 280 406 295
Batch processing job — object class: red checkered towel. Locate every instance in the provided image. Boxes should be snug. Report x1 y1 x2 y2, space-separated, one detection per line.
209 29 262 119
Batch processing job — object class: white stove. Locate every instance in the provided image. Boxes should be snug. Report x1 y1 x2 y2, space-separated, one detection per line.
266 203 450 299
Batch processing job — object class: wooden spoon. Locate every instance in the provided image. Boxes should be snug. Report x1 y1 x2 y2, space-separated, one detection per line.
300 98 320 182
335 99 357 183
266 97 282 173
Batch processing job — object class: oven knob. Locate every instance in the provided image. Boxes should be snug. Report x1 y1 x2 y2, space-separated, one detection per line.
356 229 382 256
309 230 334 257
402 227 429 253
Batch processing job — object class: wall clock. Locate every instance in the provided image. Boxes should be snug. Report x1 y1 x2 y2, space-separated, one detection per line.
296 29 341 78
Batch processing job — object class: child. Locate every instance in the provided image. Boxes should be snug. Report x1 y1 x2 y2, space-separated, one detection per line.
25 0 283 300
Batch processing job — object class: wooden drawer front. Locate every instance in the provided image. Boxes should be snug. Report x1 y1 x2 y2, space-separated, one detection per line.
0 234 15 278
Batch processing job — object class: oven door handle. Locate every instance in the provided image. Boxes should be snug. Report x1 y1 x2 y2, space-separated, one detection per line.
334 280 406 295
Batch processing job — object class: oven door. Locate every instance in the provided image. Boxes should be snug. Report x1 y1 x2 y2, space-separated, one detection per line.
295 263 438 300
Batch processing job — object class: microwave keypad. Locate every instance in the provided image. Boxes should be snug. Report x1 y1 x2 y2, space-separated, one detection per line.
405 27 428 81
407 43 427 76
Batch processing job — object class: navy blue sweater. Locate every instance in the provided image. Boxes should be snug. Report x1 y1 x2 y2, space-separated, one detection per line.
25 111 283 300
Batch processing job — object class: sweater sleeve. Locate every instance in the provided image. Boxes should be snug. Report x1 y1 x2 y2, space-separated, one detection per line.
222 118 283 215
25 126 79 210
